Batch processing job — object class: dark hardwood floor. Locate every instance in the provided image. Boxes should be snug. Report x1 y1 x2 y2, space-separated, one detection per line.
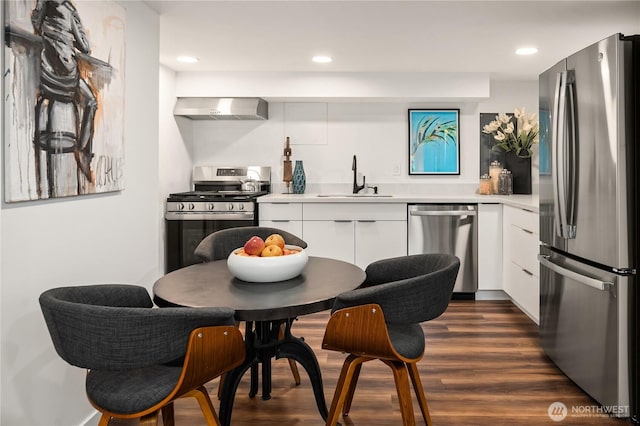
117 300 633 425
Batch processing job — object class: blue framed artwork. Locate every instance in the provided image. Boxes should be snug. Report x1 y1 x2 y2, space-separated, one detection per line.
408 109 460 175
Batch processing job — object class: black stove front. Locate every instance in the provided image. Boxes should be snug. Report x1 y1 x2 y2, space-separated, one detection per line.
165 192 265 273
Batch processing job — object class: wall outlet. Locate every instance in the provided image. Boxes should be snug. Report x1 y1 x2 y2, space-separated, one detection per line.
392 163 401 176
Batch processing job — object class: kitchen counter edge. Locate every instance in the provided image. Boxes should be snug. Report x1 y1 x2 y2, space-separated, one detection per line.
257 193 539 212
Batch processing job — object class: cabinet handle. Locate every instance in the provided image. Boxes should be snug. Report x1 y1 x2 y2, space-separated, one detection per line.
334 220 352 223
357 220 376 223
522 268 534 276
271 220 290 223
521 228 534 234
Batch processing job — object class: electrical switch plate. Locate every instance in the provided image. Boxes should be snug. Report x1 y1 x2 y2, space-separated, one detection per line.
392 163 401 176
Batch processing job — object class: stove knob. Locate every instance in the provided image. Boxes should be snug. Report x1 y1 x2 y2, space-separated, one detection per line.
228 203 234 211
238 204 245 211
207 203 215 211
188 203 195 210
177 203 185 211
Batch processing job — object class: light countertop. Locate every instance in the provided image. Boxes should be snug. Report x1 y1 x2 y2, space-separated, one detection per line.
258 192 539 212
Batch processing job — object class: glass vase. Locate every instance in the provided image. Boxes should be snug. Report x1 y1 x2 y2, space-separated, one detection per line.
292 160 306 194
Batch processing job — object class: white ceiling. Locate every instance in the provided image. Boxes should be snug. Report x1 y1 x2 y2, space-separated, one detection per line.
145 0 640 80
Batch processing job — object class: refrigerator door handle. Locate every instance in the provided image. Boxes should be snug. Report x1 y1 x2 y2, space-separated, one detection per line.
565 72 578 237
551 71 577 240
538 254 614 291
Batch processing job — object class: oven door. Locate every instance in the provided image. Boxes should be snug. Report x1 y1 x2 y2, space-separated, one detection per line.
165 212 257 273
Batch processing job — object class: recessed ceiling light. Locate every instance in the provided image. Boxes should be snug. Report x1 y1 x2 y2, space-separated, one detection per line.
177 56 199 63
312 55 333 64
515 47 538 56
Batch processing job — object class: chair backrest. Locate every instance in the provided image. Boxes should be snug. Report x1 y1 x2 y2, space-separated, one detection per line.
332 253 460 324
39 284 237 371
194 226 307 262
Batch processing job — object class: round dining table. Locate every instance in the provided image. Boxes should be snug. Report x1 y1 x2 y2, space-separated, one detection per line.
153 256 365 426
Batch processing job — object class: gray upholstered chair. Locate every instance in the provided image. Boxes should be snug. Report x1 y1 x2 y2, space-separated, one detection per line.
194 226 306 392
39 284 245 426
322 253 460 426
194 226 307 261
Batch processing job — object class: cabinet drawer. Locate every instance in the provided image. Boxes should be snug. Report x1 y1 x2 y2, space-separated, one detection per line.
259 203 303 221
303 203 406 221
509 207 539 235
508 262 540 323
259 220 303 239
509 224 539 275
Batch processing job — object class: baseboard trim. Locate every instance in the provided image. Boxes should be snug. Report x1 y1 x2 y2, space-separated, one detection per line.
475 290 509 300
81 410 100 426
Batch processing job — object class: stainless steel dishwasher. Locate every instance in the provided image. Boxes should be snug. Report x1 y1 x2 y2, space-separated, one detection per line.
408 204 478 296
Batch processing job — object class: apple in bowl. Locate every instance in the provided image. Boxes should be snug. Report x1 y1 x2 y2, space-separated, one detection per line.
227 234 309 282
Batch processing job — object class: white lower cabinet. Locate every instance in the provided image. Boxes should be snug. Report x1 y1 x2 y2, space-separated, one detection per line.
477 203 502 291
300 220 354 264
354 220 407 268
502 205 540 323
259 220 303 238
507 261 540 321
259 202 304 240
302 203 407 269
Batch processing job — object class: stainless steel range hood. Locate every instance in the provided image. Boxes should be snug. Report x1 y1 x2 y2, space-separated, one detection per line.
173 97 268 120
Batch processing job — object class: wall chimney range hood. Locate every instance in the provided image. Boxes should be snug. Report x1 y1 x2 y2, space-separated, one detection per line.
173 97 268 120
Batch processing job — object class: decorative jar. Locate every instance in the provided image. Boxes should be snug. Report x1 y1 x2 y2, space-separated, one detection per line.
489 160 502 194
479 174 492 195
498 169 513 195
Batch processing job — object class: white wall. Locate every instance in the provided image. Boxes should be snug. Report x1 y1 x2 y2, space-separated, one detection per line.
0 2 161 425
164 78 538 194
159 65 193 197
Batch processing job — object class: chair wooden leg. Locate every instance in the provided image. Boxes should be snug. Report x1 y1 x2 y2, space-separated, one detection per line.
384 360 416 426
326 354 368 426
138 411 160 426
407 362 432 426
217 373 226 400
98 414 111 426
280 322 302 385
287 358 302 385
161 402 175 426
342 361 362 415
187 385 221 426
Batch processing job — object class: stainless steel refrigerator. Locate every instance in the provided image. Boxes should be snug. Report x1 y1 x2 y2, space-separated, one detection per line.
539 33 639 420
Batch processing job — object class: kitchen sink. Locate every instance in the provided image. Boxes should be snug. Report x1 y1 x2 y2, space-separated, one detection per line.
316 194 392 198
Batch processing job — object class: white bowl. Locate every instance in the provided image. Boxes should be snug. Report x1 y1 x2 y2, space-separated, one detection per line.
227 245 309 283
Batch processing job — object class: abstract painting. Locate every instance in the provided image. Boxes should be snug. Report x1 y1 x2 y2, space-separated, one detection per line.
3 0 126 202
408 109 460 175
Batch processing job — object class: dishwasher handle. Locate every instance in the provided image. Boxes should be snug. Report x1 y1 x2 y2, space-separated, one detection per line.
409 209 476 217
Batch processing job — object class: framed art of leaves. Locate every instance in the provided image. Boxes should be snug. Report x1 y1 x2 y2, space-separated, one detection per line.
408 109 460 175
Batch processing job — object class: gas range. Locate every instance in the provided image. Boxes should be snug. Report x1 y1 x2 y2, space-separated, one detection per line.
166 166 271 216
165 166 271 272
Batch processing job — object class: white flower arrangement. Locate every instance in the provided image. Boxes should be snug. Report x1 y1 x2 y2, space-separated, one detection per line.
482 108 539 158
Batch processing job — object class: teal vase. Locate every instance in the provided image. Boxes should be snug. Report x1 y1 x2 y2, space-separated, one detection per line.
292 160 306 194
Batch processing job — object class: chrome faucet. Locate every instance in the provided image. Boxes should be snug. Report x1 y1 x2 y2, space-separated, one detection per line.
352 155 366 194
